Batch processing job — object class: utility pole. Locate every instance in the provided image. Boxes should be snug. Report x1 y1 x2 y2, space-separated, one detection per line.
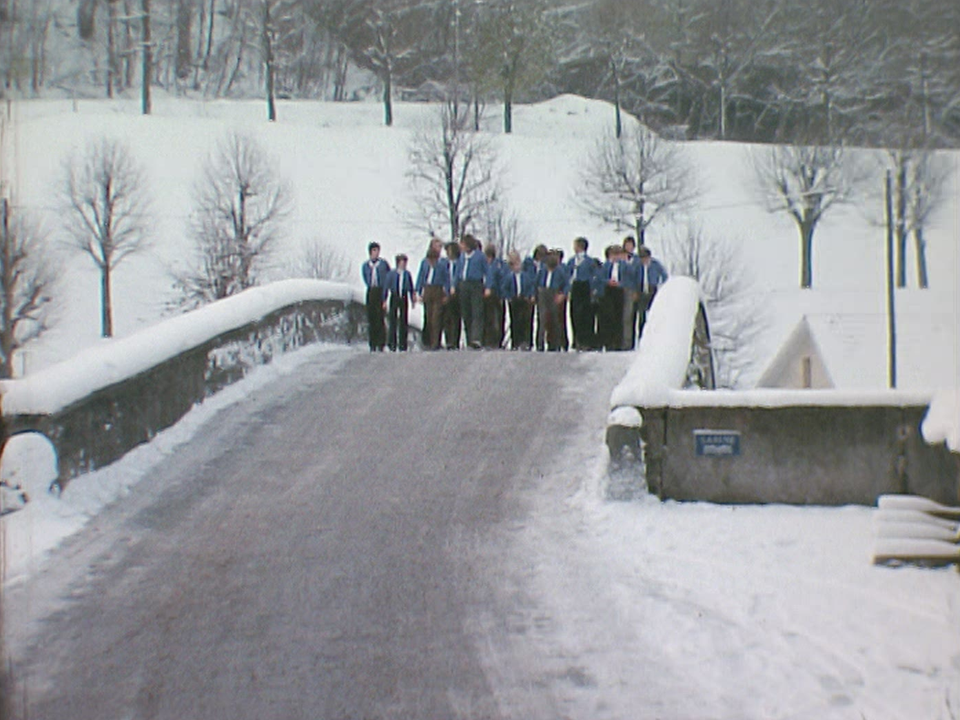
885 170 897 389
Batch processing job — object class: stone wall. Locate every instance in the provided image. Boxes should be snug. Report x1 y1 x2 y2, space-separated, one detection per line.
5 298 376 486
637 404 958 506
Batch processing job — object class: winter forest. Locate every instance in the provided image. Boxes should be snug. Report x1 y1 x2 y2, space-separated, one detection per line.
3 0 960 147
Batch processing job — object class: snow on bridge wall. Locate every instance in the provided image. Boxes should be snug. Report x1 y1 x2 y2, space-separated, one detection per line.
0 281 394 486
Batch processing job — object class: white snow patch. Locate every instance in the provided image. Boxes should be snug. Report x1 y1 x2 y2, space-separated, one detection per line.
609 277 702 408
607 406 642 428
652 387 935 408
922 388 960 453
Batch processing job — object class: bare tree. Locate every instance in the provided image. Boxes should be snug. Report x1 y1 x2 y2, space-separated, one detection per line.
176 132 291 307
61 137 150 338
660 225 767 389
579 123 700 246
0 200 56 378
288 236 352 281
751 142 863 289
407 102 501 244
881 145 950 289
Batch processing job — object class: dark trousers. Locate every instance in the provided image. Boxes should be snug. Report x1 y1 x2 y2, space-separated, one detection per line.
598 286 624 351
508 298 534 349
637 290 656 341
622 292 638 350
536 287 563 351
458 280 484 348
443 293 461 349
422 286 445 350
388 295 409 351
569 280 595 349
366 286 386 350
483 295 505 348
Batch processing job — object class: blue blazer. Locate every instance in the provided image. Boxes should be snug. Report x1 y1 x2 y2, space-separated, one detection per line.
385 268 415 301
500 269 537 300
452 251 488 287
362 258 391 290
566 253 599 283
637 258 668 292
596 260 637 295
415 259 450 294
484 257 507 294
537 264 570 293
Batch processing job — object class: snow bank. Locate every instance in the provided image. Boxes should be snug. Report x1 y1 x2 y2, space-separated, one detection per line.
652 387 935 408
922 388 960 453
609 277 702 409
0 280 363 417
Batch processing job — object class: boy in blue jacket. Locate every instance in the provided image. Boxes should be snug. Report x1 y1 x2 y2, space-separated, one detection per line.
536 250 570 352
385 254 415 351
483 243 507 349
361 242 390 351
501 251 536 350
636 245 668 340
452 234 488 349
415 246 450 350
566 236 598 350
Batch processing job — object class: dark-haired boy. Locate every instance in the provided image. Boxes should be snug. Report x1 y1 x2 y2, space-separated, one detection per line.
566 236 598 350
443 242 462 349
483 244 506 349
361 242 390 351
415 247 450 350
453 234 488 349
385 254 415 351
536 250 570 352
501 251 536 350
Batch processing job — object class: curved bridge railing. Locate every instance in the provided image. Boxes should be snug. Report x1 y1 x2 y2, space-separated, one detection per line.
0 280 383 487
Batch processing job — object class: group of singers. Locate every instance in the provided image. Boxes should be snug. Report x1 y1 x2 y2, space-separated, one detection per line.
361 234 668 353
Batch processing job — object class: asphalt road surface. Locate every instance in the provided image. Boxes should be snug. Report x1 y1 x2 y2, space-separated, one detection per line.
3 350 629 720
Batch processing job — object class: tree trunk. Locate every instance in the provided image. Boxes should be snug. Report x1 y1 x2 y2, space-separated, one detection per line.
203 0 216 71
1 198 13 378
895 162 907 288
263 0 276 122
101 261 113 338
799 218 815 289
106 0 118 98
141 0 151 115
611 59 622 139
383 67 393 127
503 81 513 134
914 227 929 289
176 0 193 82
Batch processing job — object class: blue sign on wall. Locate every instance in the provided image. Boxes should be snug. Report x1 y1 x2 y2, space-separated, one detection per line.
694 430 741 457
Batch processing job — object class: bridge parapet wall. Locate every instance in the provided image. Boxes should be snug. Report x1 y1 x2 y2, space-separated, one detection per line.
1 281 380 486
637 392 958 506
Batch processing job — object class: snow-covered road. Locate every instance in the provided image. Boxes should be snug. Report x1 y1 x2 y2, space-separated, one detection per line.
4 349 958 719
4 350 631 719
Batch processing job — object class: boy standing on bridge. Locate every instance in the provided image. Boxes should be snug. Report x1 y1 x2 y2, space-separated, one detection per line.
385 254 415 352
415 246 450 350
501 251 536 350
362 242 390 351
636 245 668 341
536 250 570 352
453 234 488 349
566 237 598 350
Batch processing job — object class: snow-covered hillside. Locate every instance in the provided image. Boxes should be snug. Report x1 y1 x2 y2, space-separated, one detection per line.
7 94 960 386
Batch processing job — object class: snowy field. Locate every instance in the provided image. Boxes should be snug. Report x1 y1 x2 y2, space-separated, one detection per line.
2 95 959 718
5 93 959 385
